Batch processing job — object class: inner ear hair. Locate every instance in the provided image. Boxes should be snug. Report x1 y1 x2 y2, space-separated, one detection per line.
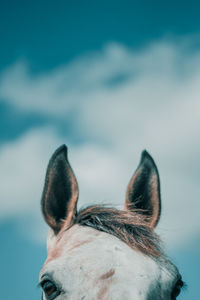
125 150 161 228
41 145 79 234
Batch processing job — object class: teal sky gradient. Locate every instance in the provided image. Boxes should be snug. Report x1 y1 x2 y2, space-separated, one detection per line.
1 0 200 71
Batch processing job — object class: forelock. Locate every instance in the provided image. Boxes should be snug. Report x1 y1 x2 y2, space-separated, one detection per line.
73 205 162 258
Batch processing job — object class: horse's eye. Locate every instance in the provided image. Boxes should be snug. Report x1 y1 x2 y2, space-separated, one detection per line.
171 279 184 299
41 280 60 300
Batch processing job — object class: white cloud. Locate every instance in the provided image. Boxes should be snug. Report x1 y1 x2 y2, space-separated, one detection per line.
0 128 61 217
0 38 200 248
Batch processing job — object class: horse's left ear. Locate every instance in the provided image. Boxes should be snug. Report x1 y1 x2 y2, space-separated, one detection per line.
41 145 79 234
124 150 161 228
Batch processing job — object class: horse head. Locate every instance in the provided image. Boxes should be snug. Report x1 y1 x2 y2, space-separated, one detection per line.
39 145 183 300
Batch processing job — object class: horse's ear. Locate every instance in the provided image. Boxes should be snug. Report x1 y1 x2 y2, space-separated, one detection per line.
125 150 161 228
41 145 79 234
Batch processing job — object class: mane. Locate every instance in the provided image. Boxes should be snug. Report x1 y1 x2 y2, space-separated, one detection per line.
74 205 162 258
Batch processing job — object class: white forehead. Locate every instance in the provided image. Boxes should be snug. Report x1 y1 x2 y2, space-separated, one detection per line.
40 225 178 300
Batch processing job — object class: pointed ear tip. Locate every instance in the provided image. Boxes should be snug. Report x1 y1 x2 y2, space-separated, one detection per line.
58 144 68 153
140 150 158 168
141 149 148 156
139 150 160 182
141 149 152 161
57 144 67 154
51 144 68 161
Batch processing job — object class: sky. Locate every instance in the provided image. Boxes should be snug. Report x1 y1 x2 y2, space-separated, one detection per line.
1 1 200 299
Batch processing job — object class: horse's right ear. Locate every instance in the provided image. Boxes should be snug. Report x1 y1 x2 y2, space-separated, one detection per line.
41 145 79 234
124 150 161 228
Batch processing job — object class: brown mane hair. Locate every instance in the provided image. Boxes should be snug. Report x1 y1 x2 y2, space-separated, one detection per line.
74 205 162 258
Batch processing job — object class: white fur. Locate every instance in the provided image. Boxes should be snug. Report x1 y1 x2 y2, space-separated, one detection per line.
40 225 179 300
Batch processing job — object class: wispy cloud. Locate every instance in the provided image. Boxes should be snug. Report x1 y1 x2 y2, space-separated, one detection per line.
0 38 200 248
0 128 61 217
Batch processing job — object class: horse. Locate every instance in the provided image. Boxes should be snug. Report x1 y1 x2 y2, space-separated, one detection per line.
39 145 184 300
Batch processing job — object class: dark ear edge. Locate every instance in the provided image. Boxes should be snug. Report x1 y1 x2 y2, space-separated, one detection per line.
125 150 161 228
41 145 79 234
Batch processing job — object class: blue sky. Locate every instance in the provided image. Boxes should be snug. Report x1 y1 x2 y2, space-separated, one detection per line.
1 1 200 299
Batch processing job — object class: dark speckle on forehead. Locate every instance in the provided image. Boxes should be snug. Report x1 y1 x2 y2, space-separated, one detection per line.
100 269 115 280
